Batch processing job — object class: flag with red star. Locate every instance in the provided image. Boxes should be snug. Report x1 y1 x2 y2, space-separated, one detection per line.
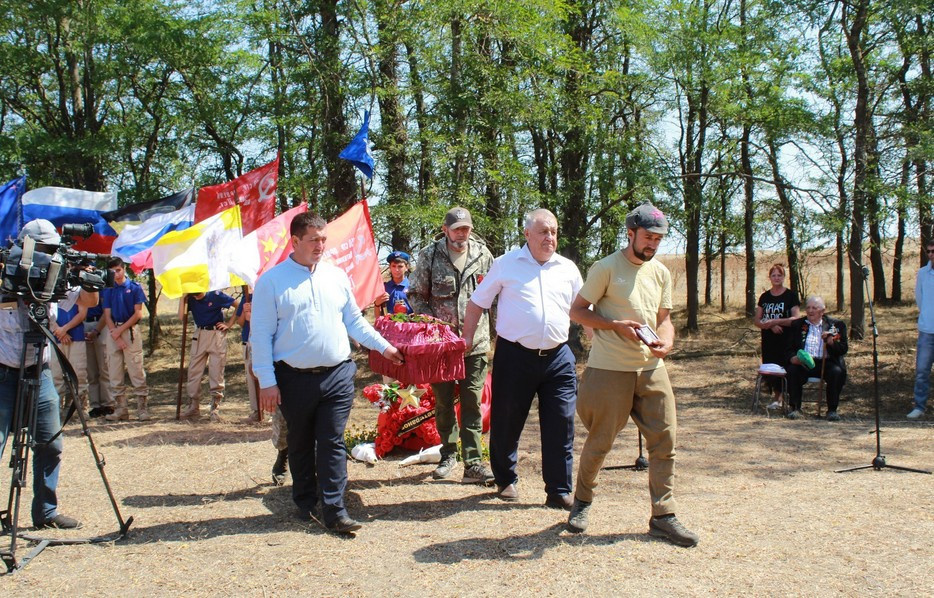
228 202 307 287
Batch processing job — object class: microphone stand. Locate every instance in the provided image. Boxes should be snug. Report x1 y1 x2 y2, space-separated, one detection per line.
604 429 649 471
836 266 930 475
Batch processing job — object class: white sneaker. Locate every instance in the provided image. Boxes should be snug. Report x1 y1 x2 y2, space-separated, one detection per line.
907 408 924 420
767 401 782 410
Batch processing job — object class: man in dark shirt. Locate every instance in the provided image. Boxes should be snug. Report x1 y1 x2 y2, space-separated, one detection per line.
179 290 237 422
102 257 149 421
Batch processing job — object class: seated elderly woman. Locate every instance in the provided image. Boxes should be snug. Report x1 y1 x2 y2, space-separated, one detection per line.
785 296 848 421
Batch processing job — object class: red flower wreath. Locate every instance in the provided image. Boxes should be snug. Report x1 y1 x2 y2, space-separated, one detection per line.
363 383 441 458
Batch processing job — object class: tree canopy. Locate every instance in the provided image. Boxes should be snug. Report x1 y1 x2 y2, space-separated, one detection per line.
1 0 930 336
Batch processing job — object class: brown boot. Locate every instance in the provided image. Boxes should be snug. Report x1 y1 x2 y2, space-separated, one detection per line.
105 397 130 421
179 398 200 419
137 396 151 421
209 395 222 422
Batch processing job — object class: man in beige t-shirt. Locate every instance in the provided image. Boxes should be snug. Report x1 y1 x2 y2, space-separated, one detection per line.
566 202 698 548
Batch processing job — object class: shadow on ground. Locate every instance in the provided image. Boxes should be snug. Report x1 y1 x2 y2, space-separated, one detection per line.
412 522 656 564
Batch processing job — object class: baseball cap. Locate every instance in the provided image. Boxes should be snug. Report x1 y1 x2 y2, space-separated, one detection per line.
443 207 472 230
387 251 410 264
18 219 61 244
625 202 669 234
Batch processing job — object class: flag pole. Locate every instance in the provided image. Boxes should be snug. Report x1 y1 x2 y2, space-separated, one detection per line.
176 306 189 420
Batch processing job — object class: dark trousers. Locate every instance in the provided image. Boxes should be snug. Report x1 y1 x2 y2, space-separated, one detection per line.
0 365 63 525
432 353 488 464
275 360 356 526
787 360 845 412
490 340 577 497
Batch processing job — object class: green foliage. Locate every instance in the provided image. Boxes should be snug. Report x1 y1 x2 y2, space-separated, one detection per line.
0 0 928 320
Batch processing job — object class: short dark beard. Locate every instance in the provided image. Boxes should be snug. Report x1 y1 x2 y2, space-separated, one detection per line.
632 246 655 262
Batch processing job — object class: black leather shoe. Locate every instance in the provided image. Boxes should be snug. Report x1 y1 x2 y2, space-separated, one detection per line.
88 407 103 418
327 516 362 534
544 493 574 510
37 513 82 529
497 483 519 502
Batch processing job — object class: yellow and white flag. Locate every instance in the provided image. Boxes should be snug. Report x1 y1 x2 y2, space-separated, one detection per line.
152 205 245 298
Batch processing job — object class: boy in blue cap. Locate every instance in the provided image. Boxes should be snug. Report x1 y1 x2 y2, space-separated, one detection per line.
374 251 413 315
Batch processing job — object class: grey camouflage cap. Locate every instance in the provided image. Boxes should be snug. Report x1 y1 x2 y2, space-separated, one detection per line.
625 202 668 234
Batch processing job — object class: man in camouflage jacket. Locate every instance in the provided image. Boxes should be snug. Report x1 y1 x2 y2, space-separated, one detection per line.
409 207 495 485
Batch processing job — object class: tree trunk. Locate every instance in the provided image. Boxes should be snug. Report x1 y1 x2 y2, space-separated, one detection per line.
843 0 874 339
449 15 466 197
767 140 802 298
741 124 756 316
558 2 593 264
319 0 356 209
836 232 845 311
892 177 906 302
704 232 713 307
720 181 728 313
147 271 161 354
404 41 432 204
375 0 411 252
739 0 757 316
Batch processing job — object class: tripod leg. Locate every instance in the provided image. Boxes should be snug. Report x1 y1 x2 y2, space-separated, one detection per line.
71 386 133 535
42 327 135 538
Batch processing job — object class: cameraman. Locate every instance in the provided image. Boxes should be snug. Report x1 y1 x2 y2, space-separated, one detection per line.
0 219 98 529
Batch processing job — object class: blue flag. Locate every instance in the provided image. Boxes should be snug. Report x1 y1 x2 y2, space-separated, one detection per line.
0 176 25 246
339 110 374 179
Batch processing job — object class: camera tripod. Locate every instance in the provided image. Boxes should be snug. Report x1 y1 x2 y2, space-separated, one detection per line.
0 304 132 574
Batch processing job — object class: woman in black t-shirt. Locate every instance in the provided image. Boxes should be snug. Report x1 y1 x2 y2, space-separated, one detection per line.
754 264 800 409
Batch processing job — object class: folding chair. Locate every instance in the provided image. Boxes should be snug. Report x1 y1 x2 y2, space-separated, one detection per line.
751 365 787 416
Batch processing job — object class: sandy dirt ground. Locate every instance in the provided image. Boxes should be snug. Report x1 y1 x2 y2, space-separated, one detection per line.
1 301 932 596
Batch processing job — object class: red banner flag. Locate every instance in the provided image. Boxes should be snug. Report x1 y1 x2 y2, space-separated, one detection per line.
195 156 278 234
322 201 383 309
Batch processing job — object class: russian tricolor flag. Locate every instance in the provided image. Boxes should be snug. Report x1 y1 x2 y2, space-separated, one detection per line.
21 186 118 254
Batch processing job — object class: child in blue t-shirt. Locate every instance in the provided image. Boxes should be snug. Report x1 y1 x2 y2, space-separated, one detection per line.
178 290 237 421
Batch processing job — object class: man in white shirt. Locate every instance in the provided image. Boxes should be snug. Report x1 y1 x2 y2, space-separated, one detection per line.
462 209 583 508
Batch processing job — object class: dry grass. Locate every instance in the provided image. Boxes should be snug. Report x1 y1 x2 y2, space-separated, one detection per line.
1 285 932 595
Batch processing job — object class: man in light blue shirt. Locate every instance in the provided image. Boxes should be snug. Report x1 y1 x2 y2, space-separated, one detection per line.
909 241 934 420
251 211 403 534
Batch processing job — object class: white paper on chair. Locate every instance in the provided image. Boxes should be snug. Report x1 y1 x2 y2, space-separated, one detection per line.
399 444 443 467
758 363 786 375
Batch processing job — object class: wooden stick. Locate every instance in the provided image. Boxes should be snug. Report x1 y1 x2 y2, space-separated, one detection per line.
176 307 189 420
817 340 827 418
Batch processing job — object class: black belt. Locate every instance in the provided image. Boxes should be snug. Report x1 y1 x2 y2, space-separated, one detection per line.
275 359 349 375
197 325 219 330
498 337 565 357
0 362 44 376
85 317 99 323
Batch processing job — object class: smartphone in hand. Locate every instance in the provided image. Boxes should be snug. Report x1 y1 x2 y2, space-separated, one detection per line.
635 324 659 346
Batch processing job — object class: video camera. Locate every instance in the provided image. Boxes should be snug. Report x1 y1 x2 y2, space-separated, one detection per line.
1 222 114 304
